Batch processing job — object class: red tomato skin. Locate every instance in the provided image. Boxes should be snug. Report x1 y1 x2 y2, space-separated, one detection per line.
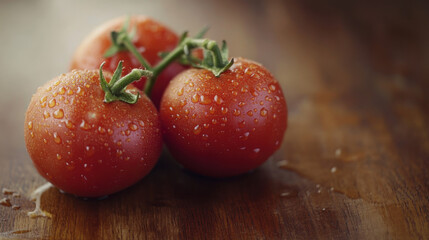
160 58 287 177
69 15 185 108
24 70 162 197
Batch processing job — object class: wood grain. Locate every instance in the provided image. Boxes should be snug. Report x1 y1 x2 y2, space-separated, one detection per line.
0 0 428 239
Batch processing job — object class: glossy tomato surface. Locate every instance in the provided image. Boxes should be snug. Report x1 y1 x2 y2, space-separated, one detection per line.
24 70 162 197
70 15 186 108
160 58 287 177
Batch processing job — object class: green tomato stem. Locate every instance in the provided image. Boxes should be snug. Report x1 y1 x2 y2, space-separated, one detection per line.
111 68 153 95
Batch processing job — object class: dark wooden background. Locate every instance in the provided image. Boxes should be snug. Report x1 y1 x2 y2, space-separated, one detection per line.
0 0 428 239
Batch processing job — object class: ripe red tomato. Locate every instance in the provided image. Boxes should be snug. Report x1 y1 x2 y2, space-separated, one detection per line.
24 70 162 197
69 15 186 108
160 58 287 177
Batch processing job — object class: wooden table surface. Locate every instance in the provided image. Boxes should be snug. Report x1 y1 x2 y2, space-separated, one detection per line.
1 0 428 239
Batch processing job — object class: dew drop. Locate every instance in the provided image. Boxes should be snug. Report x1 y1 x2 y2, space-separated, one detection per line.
260 108 268 117
53 132 62 144
269 84 277 91
80 120 91 130
65 120 75 129
199 95 212 105
232 91 238 96
209 106 215 114
98 126 106 134
40 96 47 104
43 111 50 119
138 120 145 127
193 125 202 135
58 87 66 95
238 102 246 107
177 87 184 96
67 89 74 95
253 148 261 153
233 109 241 116
241 87 248 93
30 132 34 138
221 117 228 123
129 123 138 131
48 99 56 108
116 149 123 157
191 93 200 103
214 95 224 105
247 110 253 116
85 146 95 157
56 154 62 160
238 120 246 128
54 80 61 86
43 139 48 144
28 121 33 130
53 109 64 119
107 129 113 135
221 107 228 114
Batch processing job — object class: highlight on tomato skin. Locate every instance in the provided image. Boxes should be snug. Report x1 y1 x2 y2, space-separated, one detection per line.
159 57 288 178
24 69 162 197
69 15 186 108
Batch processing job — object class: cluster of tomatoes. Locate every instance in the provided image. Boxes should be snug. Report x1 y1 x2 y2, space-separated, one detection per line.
24 16 288 197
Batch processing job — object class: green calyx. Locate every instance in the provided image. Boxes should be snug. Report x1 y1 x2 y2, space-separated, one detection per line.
103 20 234 98
99 61 152 104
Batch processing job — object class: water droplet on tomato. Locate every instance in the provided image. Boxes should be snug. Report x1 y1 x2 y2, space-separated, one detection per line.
199 95 212 105
53 109 64 119
233 109 241 116
116 141 122 146
191 93 199 103
67 89 73 95
253 148 261 153
129 123 138 131
79 120 91 130
28 121 33 130
221 107 228 114
241 87 248 93
85 146 95 157
193 125 202 135
43 139 48 144
58 87 66 95
232 91 238 96
30 132 34 138
260 108 268 117
56 154 62 160
98 126 106 134
53 132 62 144
48 99 56 108
65 120 74 129
238 102 246 107
177 87 184 96
269 84 277 91
247 110 253 116
214 95 224 105
265 96 273 102
221 117 228 123
107 129 113 135
43 111 50 119
40 96 47 104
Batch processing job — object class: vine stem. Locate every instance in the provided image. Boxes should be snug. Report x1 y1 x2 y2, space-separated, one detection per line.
145 38 227 95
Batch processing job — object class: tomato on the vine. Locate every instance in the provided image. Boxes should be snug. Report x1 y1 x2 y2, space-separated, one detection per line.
24 68 162 197
70 15 186 108
160 57 287 177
